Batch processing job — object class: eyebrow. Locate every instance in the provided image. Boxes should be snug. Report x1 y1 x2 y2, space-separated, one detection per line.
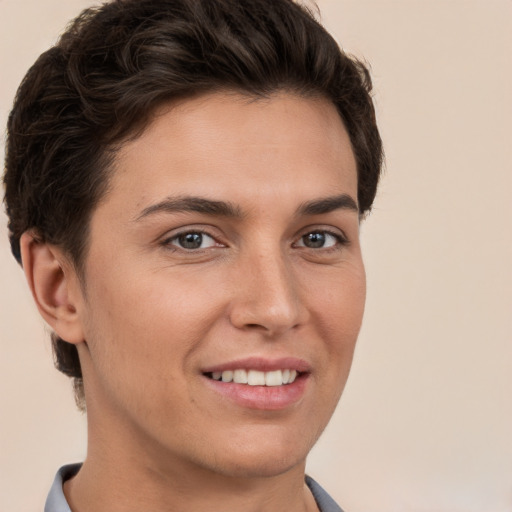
296 194 359 216
135 193 359 222
135 195 243 221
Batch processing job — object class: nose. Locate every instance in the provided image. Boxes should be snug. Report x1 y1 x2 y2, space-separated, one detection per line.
228 249 308 337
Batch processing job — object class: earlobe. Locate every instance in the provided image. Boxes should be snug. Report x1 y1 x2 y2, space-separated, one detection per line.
20 232 85 344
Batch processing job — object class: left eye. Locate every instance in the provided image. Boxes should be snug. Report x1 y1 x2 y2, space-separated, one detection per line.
168 231 218 250
296 231 340 249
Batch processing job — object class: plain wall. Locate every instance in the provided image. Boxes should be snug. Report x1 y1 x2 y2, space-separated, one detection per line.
1 1 511 511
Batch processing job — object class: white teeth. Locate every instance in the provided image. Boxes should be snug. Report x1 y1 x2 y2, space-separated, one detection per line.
210 369 300 386
265 370 283 387
221 370 233 382
247 370 266 386
233 369 248 384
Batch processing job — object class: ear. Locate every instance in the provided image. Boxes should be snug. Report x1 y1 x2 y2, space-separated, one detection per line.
20 232 85 344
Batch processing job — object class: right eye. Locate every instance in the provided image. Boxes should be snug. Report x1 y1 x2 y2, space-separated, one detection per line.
165 231 218 250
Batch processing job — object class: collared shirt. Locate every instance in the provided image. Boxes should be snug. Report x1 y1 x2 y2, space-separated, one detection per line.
45 463 343 512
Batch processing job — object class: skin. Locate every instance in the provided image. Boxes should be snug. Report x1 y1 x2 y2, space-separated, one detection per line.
22 92 365 512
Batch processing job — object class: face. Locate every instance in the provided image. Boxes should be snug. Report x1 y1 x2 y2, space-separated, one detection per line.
74 92 365 479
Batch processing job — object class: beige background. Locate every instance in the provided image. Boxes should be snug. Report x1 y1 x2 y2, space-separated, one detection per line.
1 1 511 511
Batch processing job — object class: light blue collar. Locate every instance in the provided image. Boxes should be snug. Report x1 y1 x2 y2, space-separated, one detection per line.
44 463 80 512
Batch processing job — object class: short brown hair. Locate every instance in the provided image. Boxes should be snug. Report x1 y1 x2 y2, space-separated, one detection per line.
3 0 383 409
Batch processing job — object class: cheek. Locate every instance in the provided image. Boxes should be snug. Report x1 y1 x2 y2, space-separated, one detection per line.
81 258 228 365
306 261 366 345
302 265 366 439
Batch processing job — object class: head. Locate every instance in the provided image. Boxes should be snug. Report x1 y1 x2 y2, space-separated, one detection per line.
3 0 382 472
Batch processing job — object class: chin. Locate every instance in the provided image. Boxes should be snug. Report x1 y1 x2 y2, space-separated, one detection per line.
210 452 306 480
200 425 319 479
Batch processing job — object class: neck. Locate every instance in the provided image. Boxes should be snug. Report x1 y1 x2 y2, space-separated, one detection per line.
64 453 318 512
64 405 319 512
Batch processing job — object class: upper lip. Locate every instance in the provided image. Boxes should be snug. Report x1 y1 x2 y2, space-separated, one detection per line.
201 356 312 374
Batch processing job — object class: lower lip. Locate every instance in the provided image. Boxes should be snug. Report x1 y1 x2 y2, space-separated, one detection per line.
203 374 309 411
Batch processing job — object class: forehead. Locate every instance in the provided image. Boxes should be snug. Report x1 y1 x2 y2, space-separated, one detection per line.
102 91 357 218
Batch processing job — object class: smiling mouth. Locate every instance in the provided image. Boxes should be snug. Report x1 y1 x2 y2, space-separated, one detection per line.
204 369 299 386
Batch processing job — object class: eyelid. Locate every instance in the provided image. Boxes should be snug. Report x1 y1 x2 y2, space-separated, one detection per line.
158 224 349 252
295 232 340 249
160 226 227 251
293 226 350 247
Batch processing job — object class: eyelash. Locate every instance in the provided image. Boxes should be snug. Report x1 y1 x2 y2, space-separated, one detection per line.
294 229 349 251
162 230 221 252
161 228 349 253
